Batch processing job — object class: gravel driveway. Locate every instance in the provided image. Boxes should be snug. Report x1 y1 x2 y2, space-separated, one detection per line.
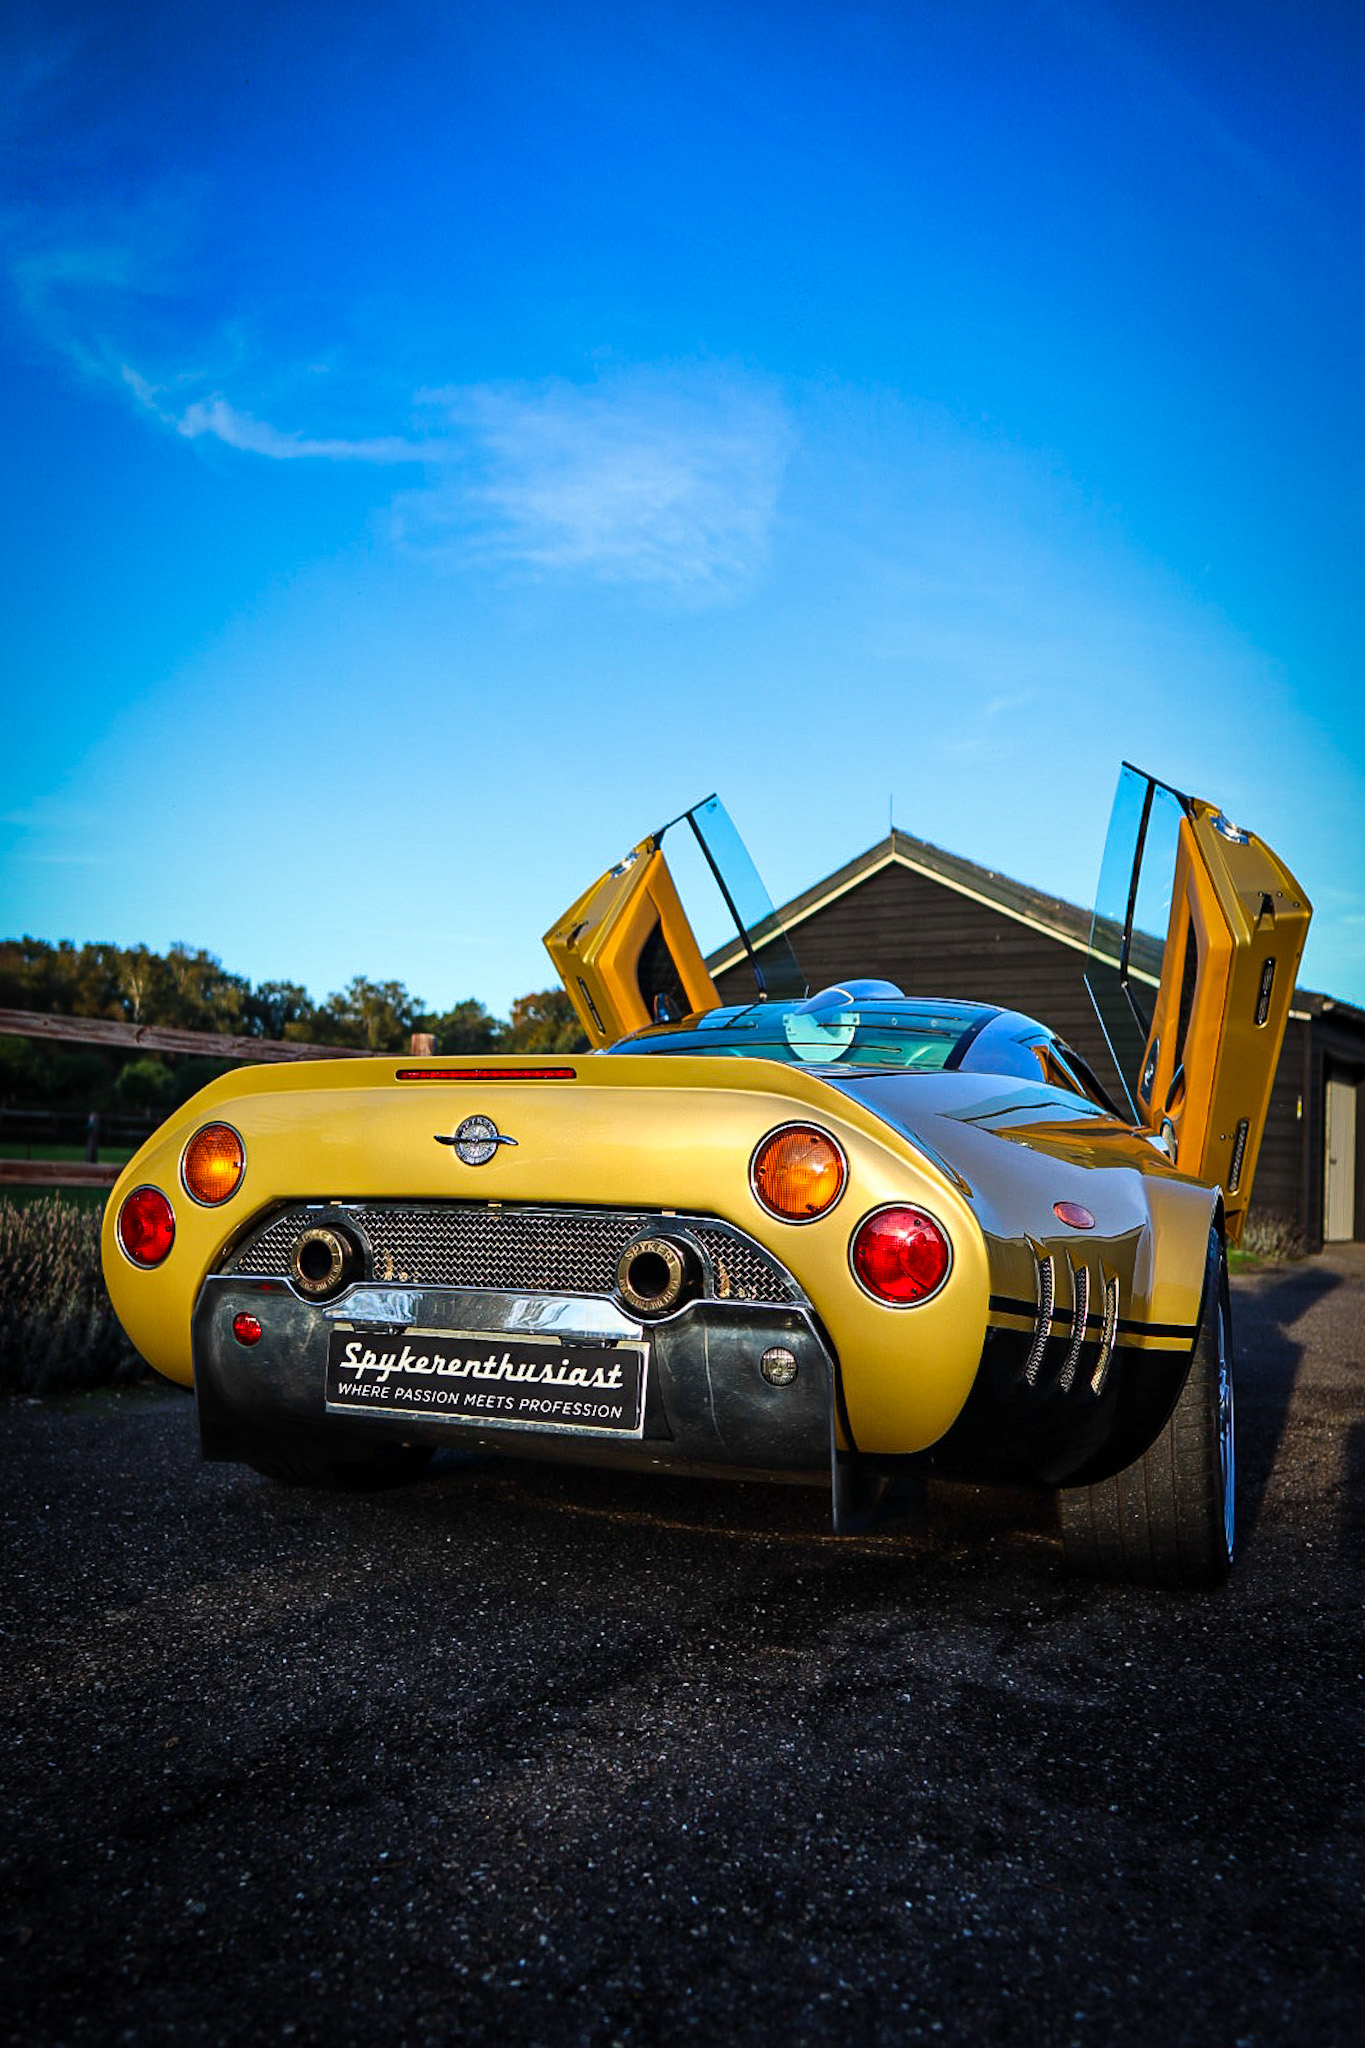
3 1249 1362 2047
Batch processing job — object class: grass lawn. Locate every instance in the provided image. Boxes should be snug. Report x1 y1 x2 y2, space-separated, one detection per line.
1 1141 136 1164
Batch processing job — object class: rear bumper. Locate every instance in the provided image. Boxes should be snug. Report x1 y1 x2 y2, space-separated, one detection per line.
192 1277 838 1481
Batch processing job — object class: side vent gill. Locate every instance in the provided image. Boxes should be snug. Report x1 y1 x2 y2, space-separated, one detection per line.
1091 1275 1120 1396
1227 1117 1250 1195
1023 1251 1055 1388
1057 1263 1090 1394
1255 957 1275 1027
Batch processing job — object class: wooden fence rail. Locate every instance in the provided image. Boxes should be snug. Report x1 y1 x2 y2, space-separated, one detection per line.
0 1007 369 1063
0 1008 375 1193
0 1160 120 1190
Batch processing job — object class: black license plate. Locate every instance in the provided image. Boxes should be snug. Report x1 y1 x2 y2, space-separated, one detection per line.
325 1327 647 1437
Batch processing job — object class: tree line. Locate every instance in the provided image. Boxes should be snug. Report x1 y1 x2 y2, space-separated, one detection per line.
0 937 585 1120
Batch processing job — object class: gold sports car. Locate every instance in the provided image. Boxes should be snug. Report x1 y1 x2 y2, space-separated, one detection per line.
102 769 1309 1587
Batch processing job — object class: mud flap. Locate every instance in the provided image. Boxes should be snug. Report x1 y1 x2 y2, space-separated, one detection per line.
830 1442 928 1535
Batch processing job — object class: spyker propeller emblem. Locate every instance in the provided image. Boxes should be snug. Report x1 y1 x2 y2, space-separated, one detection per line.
434 1115 519 1166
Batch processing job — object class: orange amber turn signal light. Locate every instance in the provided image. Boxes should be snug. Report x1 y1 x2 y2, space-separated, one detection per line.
751 1125 846 1221
182 1123 245 1205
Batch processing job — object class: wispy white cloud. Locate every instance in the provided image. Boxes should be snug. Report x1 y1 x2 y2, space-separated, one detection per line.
164 388 423 465
981 690 1039 721
9 237 143 381
403 370 792 594
2 33 788 599
114 355 792 596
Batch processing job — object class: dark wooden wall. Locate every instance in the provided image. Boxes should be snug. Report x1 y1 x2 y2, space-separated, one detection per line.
1255 1017 1311 1235
714 854 1319 1240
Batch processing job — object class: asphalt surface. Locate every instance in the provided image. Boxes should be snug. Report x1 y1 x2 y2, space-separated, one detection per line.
2 1249 1362 2048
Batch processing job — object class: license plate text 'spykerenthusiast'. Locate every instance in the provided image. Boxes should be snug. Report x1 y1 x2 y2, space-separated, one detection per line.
324 1328 647 1436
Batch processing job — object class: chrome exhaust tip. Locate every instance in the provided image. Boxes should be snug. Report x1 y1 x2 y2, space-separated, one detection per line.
616 1235 697 1319
290 1225 355 1300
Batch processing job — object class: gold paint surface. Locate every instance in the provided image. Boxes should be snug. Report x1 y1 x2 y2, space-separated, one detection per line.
101 1054 1218 1454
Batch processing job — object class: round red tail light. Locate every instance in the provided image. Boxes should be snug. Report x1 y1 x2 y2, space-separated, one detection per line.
116 1186 176 1268
851 1205 951 1305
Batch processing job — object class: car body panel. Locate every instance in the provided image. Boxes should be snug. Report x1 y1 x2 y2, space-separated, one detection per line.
99 770 1307 1535
103 1052 998 1452
544 794 805 1048
543 839 719 1047
1084 766 1311 1244
102 1043 1214 1472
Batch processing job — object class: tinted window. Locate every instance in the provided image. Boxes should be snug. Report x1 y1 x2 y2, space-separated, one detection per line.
1085 765 1190 1119
636 919 688 1022
615 1002 991 1070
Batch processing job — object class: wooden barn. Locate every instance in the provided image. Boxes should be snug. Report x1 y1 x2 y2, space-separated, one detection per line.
708 826 1365 1251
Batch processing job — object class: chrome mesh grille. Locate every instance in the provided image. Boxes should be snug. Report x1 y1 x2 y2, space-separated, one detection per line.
1092 1275 1120 1396
1022 1252 1054 1388
1057 1262 1090 1394
694 1227 797 1303
231 1203 800 1305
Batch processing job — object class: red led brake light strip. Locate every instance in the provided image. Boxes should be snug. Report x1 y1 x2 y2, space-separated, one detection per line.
395 1067 577 1081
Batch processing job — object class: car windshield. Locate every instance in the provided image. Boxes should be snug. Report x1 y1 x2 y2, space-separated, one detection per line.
614 1000 993 1070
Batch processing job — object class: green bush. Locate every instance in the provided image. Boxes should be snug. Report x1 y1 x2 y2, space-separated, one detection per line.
0 1197 145 1394
113 1055 178 1113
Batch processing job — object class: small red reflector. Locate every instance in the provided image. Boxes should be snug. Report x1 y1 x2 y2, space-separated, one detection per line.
395 1067 577 1081
851 1207 951 1305
1053 1202 1096 1229
232 1313 263 1346
116 1186 175 1267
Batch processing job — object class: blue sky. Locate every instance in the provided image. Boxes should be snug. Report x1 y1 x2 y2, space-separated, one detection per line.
2 0 1362 1014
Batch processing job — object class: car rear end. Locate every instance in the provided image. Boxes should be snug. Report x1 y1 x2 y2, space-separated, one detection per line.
101 1054 993 1507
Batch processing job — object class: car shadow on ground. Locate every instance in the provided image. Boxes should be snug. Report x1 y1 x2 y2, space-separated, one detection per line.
411 1254 1349 1589
1231 1257 1342 1551
416 1441 1065 1598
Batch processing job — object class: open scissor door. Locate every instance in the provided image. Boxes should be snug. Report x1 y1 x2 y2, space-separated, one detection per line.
544 796 805 1049
1085 765 1311 1242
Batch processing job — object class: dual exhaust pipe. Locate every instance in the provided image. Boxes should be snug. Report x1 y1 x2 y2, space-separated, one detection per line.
287 1221 699 1319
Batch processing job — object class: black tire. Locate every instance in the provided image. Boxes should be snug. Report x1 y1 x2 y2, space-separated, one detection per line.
1059 1226 1234 1589
245 1444 435 1491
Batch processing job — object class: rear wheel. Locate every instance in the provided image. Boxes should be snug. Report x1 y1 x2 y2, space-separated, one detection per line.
245 1444 435 1490
1060 1226 1234 1589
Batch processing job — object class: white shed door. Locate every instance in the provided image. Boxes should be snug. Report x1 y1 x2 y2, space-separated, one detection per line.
1324 1078 1357 1241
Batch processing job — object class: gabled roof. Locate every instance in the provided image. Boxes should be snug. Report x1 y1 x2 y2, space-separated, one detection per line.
1297 986 1365 1030
706 825 1095 976
706 824 1344 1028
